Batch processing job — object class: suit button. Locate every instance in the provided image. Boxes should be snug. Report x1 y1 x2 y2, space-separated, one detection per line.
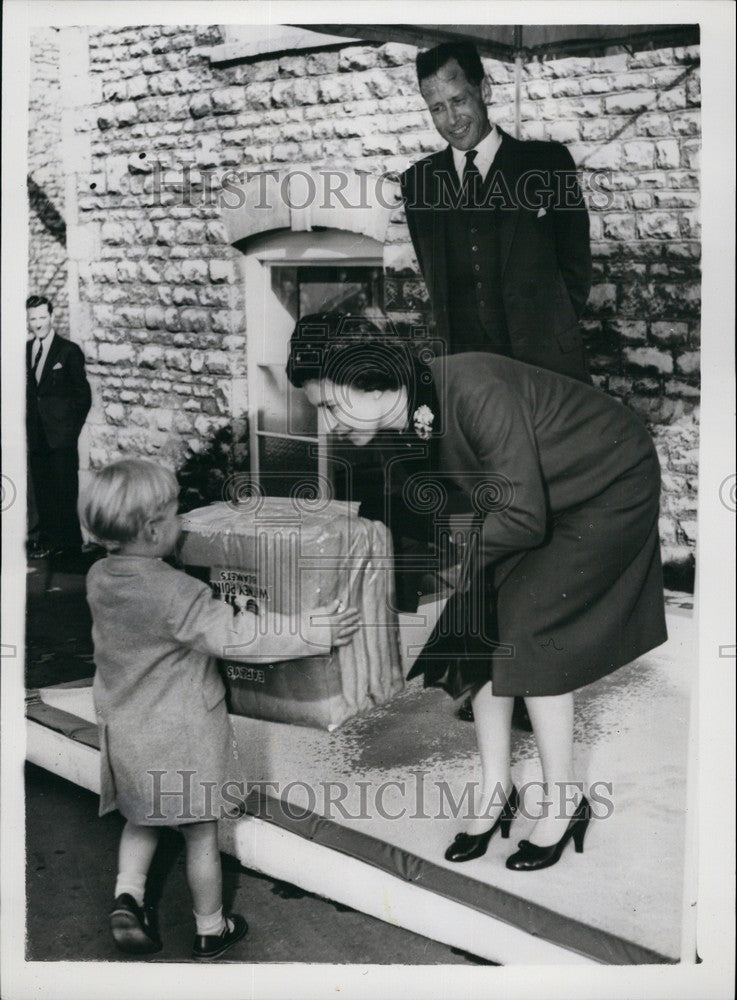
476 281 483 288
479 300 485 307
471 245 478 251
471 227 478 234
474 264 480 272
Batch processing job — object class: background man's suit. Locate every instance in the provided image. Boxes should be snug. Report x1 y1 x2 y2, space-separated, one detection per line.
27 333 91 550
401 126 592 382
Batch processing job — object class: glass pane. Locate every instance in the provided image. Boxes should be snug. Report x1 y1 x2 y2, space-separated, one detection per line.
297 266 383 317
257 364 317 436
258 436 319 498
270 266 299 321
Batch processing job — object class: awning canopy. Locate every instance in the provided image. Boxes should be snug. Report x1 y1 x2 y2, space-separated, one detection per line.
290 23 699 61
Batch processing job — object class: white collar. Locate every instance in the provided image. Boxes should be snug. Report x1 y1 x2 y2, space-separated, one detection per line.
451 126 502 182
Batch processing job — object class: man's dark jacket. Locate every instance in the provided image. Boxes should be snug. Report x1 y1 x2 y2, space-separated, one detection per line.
400 127 592 381
26 334 92 451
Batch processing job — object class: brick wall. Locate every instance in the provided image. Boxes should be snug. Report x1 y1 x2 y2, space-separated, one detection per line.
28 27 701 579
28 28 69 332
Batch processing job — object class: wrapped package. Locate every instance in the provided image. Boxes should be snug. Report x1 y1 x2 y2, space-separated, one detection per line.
178 499 404 731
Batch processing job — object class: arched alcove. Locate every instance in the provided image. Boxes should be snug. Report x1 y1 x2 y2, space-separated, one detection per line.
236 227 386 496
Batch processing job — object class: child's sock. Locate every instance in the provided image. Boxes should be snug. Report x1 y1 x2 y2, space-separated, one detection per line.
194 906 233 937
114 872 147 907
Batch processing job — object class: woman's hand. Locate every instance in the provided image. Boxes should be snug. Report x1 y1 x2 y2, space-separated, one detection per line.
314 598 361 648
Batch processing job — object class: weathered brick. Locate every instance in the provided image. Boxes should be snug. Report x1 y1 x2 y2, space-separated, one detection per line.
543 56 593 78
635 112 672 137
665 380 701 399
291 78 319 105
271 80 297 109
650 321 689 346
339 46 378 72
181 260 208 283
587 283 617 315
525 80 549 100
579 119 610 141
680 211 700 239
362 134 399 155
624 346 674 375
653 191 698 209
318 77 354 104
591 53 629 75
205 351 230 374
272 141 300 161
612 71 654 92
657 86 687 112
163 350 189 372
209 260 235 284
604 91 656 115
579 76 612 95
612 320 648 345
180 308 209 333
671 112 700 136
622 141 655 169
98 343 136 364
105 403 126 423
306 51 339 75
138 345 165 367
636 212 680 239
550 78 581 98
630 192 653 210
602 213 636 240
172 285 198 306
546 120 580 143
676 350 700 376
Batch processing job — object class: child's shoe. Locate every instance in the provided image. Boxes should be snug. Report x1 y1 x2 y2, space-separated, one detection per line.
110 893 162 954
192 913 248 961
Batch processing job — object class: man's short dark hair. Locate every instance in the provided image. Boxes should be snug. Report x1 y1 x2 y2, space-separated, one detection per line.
26 295 53 314
416 42 485 87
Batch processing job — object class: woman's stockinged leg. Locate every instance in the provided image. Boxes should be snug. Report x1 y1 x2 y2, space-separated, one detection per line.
180 821 223 916
524 691 583 846
466 681 515 834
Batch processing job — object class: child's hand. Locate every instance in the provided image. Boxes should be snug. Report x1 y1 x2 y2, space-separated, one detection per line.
313 598 360 648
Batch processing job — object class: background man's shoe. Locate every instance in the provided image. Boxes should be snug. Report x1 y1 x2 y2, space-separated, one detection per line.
456 697 474 722
110 894 161 954
193 913 248 961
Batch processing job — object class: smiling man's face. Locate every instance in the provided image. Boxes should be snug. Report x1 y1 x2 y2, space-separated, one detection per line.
420 57 491 152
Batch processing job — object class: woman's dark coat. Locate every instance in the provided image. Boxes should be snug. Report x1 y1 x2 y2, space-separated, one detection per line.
405 353 667 697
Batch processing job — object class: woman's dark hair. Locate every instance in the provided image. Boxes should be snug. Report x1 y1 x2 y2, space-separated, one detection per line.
26 294 53 313
416 42 485 87
286 313 417 392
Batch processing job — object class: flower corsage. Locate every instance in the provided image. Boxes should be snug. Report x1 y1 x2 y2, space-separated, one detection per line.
413 404 435 441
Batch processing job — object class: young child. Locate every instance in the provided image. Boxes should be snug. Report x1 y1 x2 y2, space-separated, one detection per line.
80 459 359 960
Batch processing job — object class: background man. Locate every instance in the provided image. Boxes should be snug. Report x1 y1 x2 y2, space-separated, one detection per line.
401 41 592 380
401 43 593 721
26 295 91 558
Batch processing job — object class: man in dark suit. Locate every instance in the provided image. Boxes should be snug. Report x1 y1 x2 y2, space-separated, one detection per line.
401 41 592 381
401 43 592 721
26 295 92 557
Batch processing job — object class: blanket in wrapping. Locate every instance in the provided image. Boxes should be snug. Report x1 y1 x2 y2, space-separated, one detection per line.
178 499 404 730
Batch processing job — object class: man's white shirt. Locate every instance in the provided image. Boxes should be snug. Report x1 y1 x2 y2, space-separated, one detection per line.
31 334 54 383
451 126 502 183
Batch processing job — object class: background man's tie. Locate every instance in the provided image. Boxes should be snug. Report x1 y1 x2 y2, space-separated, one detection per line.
32 341 43 383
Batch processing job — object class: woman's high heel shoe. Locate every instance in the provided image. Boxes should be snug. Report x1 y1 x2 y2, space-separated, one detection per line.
505 794 590 871
444 785 519 863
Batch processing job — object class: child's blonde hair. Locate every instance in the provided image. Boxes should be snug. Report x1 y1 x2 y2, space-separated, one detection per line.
80 459 178 550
